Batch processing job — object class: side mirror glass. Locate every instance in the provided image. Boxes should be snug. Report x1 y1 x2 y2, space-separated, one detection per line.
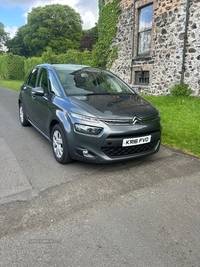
32 87 44 96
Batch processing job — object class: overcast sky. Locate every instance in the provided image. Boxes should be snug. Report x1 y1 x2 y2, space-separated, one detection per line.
0 0 99 38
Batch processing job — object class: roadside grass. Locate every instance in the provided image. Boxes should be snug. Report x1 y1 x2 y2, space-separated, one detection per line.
143 95 200 158
0 78 199 158
0 79 23 91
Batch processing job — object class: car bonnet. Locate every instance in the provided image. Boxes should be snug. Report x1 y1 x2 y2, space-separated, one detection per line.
68 94 158 119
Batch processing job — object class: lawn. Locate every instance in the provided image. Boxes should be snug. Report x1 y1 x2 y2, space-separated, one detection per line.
144 95 200 158
0 78 199 158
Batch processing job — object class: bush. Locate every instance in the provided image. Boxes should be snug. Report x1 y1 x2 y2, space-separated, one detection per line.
0 54 25 80
170 84 192 97
24 57 43 77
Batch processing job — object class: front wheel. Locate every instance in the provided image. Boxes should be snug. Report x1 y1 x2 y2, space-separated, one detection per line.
51 124 73 164
19 102 30 126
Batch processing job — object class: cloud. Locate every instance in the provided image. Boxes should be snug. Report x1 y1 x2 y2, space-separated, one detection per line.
1 0 98 29
80 11 97 29
5 26 18 39
2 0 98 38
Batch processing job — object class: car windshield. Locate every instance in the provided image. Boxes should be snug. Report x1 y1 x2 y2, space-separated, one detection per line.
54 66 135 96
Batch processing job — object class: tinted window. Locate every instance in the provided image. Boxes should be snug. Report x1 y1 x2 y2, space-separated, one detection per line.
54 67 135 96
38 68 49 93
26 68 38 87
49 71 62 96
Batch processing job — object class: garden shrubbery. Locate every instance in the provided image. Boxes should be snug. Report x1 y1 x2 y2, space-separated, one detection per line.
0 49 94 80
170 83 192 97
0 54 25 80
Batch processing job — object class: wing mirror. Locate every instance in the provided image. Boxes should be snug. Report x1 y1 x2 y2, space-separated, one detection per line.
31 87 44 96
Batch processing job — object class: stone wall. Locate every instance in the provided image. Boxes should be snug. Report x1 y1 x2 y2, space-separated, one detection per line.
109 0 200 95
184 0 200 94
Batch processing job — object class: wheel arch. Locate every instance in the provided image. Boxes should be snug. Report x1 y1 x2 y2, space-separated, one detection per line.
49 119 60 137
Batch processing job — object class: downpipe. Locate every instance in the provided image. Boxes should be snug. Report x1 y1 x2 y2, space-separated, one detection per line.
180 0 190 85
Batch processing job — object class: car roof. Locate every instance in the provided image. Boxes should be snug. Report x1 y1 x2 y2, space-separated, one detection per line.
37 63 90 72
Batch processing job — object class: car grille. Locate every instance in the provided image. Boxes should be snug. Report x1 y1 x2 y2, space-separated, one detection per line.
101 141 158 157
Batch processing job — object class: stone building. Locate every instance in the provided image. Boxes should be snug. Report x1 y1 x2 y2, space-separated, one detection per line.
106 0 200 95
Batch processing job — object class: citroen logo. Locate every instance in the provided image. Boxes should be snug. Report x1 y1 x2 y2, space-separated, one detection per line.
132 116 141 125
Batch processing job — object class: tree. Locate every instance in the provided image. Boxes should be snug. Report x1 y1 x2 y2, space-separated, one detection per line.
6 26 31 57
0 23 10 52
83 24 98 43
22 4 83 56
80 34 95 52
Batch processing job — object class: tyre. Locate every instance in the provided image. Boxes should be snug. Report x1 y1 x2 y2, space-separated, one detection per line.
51 124 73 164
19 102 30 126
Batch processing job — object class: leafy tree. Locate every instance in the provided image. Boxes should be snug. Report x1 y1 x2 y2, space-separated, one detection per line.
83 24 98 43
6 26 31 57
22 4 83 56
80 34 95 52
0 23 10 52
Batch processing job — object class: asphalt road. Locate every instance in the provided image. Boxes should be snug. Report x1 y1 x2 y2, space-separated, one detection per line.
0 86 200 267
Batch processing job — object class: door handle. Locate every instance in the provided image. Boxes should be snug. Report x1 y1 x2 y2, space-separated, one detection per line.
31 94 36 100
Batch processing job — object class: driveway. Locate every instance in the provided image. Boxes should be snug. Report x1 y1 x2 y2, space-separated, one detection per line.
0 86 200 266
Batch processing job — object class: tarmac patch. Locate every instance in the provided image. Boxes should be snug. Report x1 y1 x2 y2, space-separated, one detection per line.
0 138 32 199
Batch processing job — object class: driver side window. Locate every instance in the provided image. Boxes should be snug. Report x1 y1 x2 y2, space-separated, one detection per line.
27 68 38 87
38 68 49 94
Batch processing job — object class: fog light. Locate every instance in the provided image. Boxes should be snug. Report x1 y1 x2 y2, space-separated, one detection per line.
76 148 96 159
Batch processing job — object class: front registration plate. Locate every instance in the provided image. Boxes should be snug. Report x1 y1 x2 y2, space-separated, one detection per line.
122 135 151 147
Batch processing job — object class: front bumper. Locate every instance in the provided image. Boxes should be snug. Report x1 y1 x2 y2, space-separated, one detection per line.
68 129 161 163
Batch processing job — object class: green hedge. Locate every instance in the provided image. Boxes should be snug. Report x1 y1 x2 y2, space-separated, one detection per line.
41 47 94 66
0 54 25 80
24 57 43 78
0 49 94 81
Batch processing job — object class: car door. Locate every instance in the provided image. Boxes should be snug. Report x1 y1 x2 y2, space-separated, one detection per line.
21 67 39 122
30 67 53 135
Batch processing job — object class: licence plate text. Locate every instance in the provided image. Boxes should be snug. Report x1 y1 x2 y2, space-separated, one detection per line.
122 135 151 147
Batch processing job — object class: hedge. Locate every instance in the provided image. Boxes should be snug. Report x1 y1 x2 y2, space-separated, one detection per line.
0 49 94 81
0 54 25 80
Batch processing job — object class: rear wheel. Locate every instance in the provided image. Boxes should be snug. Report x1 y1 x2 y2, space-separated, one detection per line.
19 102 30 126
51 124 73 164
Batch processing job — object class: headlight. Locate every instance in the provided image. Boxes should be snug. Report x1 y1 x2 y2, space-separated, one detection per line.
74 124 103 135
70 112 99 123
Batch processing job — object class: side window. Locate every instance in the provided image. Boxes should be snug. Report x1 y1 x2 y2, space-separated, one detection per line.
26 68 38 87
49 71 61 96
137 4 153 56
37 68 49 93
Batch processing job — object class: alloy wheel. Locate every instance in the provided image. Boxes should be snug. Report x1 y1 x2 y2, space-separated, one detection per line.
52 130 63 159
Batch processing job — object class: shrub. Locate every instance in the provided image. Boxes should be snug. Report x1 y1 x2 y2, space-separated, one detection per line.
170 83 192 97
24 57 43 77
0 54 25 80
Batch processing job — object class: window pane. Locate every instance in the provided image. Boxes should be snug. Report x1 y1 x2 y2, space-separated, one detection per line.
38 68 48 93
138 30 151 55
135 71 149 85
139 5 153 32
27 68 38 87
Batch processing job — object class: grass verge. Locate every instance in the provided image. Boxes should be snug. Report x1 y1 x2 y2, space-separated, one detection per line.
144 95 200 158
0 79 23 91
0 78 199 158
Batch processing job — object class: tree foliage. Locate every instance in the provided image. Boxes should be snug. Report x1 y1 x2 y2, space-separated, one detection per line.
80 34 95 52
7 4 83 57
0 23 10 52
92 0 120 68
83 24 98 43
6 26 31 57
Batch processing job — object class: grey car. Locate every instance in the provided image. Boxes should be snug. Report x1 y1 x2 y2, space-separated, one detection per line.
18 64 162 164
